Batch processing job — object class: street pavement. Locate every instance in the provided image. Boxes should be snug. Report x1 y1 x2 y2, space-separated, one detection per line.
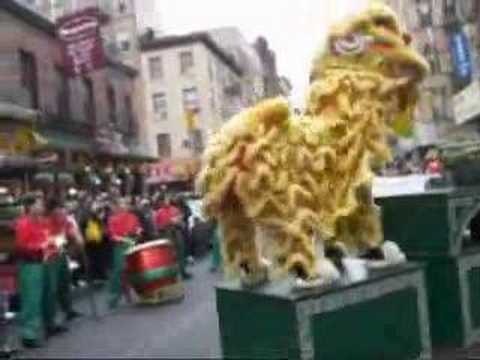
22 258 223 358
16 257 477 359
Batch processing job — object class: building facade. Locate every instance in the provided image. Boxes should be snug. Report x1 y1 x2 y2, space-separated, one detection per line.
387 0 480 143
140 32 243 160
209 27 265 106
253 36 284 99
0 0 143 166
13 0 154 156
14 0 141 66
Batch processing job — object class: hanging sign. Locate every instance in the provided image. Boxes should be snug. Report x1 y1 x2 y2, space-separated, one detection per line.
56 7 106 77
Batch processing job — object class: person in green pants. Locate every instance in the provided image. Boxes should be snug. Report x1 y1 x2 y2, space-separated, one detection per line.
106 198 141 309
15 196 62 348
210 223 222 272
45 199 83 322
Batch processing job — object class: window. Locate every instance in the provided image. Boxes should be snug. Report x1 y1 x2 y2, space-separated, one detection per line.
157 134 171 158
117 33 131 52
152 93 167 120
208 59 214 81
55 66 70 118
107 84 117 124
83 77 96 124
149 56 163 79
19 50 39 108
118 0 127 13
182 87 199 111
125 95 136 136
191 129 204 154
120 39 130 51
179 51 194 74
210 88 216 113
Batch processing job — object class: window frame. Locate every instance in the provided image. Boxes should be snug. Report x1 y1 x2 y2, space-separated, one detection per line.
152 92 168 121
55 65 71 119
107 84 117 125
182 86 199 111
19 49 39 109
179 51 194 75
156 133 172 158
149 56 164 80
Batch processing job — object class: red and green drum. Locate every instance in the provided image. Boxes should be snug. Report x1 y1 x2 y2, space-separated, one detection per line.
125 239 184 304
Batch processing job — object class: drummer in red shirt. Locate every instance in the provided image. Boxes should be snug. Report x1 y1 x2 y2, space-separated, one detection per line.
45 198 83 322
107 198 142 309
154 197 181 232
15 194 60 348
154 197 190 279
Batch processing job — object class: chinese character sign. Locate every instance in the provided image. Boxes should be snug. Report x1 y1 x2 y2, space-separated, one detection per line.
56 7 106 77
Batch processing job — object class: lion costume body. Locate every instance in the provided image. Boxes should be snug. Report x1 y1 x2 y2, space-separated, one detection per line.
197 2 429 287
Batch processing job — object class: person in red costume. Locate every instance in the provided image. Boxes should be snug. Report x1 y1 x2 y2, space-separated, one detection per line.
106 198 142 309
154 197 191 279
45 198 83 323
15 195 63 348
154 197 181 231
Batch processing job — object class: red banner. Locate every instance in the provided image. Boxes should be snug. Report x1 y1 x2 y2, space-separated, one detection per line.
56 7 106 77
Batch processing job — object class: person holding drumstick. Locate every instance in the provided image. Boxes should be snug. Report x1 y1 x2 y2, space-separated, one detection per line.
107 198 142 310
15 194 62 348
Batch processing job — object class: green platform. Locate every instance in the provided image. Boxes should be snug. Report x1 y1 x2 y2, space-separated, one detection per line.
411 249 480 347
216 264 431 360
378 187 480 257
378 187 480 347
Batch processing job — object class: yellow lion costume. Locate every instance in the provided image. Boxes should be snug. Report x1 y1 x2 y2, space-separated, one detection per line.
197 2 429 287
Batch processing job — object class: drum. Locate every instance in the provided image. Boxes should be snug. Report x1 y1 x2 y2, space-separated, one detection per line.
125 239 184 304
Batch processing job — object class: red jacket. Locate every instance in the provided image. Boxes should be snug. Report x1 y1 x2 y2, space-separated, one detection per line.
15 215 49 260
155 205 180 230
108 211 141 242
47 210 75 238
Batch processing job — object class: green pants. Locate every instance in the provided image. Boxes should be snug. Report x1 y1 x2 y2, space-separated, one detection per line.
211 226 222 270
18 260 58 342
160 228 187 276
170 228 187 276
107 242 130 309
56 253 73 315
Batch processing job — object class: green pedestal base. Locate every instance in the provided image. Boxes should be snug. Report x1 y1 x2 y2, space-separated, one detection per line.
216 264 431 360
412 249 480 347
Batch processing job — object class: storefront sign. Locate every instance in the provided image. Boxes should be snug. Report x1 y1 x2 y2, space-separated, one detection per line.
148 159 201 183
453 80 480 125
35 151 59 164
56 7 106 77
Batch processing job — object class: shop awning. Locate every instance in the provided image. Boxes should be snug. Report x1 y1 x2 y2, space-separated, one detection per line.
0 155 38 169
33 129 94 152
0 102 38 123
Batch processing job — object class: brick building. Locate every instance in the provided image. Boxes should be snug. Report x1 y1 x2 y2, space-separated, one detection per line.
0 0 147 168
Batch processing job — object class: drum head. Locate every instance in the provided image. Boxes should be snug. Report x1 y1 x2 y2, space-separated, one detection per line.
125 239 172 256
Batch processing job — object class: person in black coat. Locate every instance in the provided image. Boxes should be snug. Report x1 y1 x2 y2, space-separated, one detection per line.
134 199 157 243
173 196 194 260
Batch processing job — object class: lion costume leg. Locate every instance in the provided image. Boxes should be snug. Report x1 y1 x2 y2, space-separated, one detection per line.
220 208 268 286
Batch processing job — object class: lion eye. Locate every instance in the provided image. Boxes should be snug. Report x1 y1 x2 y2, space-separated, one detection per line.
373 17 398 33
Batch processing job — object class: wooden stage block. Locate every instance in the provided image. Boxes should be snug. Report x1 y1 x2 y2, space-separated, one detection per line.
216 264 431 360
